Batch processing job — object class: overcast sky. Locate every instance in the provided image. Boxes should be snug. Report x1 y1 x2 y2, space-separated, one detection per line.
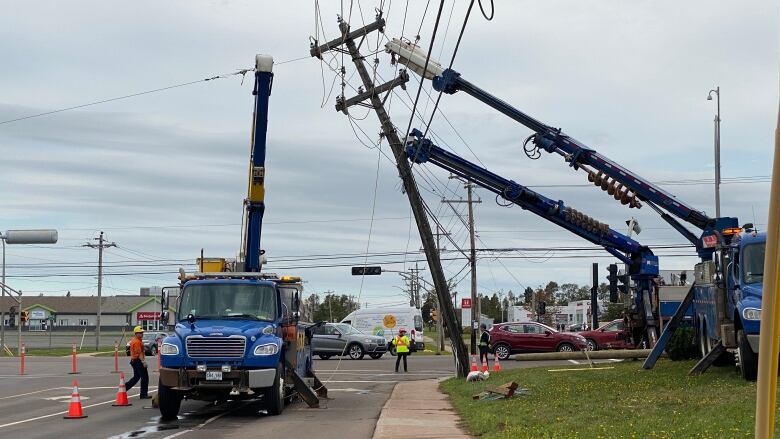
1 1 777 308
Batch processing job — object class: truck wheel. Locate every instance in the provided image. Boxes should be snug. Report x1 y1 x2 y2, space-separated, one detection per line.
737 330 758 381
158 380 183 421
264 364 285 415
348 343 365 360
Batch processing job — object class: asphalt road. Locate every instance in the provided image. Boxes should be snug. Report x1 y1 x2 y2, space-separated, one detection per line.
0 353 600 439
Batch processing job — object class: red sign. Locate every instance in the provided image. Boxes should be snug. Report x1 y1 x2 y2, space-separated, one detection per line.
461 298 472 309
702 234 718 248
137 312 160 320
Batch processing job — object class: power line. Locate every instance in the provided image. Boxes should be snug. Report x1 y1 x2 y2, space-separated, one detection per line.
0 69 254 126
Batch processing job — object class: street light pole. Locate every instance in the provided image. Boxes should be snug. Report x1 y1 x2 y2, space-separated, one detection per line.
708 86 721 218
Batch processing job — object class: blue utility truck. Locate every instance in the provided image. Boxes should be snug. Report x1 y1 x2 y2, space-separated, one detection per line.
157 54 325 418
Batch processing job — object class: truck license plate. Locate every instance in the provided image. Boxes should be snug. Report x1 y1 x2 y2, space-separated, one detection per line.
205 371 222 381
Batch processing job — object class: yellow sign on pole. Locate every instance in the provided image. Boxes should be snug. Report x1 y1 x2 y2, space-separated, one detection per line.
383 315 397 329
755 100 780 438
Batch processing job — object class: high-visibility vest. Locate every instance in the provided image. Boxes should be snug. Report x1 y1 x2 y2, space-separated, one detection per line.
393 335 410 353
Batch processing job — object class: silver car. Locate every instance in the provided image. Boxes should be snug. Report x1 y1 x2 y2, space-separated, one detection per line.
312 323 387 360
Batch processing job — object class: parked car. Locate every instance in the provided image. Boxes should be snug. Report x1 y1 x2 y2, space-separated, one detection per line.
489 322 588 360
578 319 635 351
125 331 168 356
312 323 388 360
566 323 589 332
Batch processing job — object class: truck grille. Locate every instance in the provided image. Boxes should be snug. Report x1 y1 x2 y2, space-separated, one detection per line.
186 336 246 358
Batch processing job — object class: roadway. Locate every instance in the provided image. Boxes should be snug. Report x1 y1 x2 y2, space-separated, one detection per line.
0 354 595 439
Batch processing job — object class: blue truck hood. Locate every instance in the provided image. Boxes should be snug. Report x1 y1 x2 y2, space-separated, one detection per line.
175 319 275 339
741 283 763 300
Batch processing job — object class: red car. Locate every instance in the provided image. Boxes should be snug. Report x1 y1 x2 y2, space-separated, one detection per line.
490 322 588 360
578 319 634 351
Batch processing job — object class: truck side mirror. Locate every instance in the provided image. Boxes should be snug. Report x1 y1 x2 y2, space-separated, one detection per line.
161 311 169 325
187 313 196 324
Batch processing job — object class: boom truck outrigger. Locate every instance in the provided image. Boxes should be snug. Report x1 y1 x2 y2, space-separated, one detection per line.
156 55 326 419
387 39 766 379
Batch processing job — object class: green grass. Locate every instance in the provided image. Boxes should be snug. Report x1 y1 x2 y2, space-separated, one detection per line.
440 359 778 438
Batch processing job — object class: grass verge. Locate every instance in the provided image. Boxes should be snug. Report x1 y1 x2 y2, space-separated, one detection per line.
440 358 778 438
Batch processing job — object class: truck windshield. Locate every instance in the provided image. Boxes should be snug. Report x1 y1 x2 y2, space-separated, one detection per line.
179 284 278 321
742 243 765 285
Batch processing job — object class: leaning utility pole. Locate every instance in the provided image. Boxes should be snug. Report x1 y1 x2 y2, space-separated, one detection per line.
434 225 449 353
84 231 116 351
310 14 469 376
443 181 481 354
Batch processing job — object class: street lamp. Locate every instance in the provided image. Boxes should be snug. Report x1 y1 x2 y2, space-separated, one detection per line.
1 229 58 354
707 86 721 218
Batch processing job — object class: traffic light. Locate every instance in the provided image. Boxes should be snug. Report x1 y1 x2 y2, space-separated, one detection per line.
431 310 438 322
351 266 382 276
607 264 619 302
537 301 546 316
618 274 630 295
20 311 29 323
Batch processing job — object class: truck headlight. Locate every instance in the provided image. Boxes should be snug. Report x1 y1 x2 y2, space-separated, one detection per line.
743 308 762 320
254 343 279 356
160 343 179 355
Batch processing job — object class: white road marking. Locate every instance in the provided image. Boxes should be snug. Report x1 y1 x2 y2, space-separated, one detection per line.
160 405 236 439
0 388 158 429
0 387 67 400
42 395 90 402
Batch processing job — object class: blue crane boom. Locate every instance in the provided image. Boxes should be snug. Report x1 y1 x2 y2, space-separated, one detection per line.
243 55 274 272
385 39 739 258
405 129 661 344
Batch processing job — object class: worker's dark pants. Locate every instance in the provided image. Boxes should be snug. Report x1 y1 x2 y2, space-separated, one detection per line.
126 359 149 397
395 352 408 372
479 346 489 364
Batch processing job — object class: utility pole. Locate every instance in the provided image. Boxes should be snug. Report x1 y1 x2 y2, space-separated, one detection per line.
434 225 449 353
311 14 469 376
591 262 599 329
443 181 481 355
84 231 116 351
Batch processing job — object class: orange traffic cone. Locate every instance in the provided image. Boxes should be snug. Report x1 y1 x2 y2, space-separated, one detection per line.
470 355 478 372
493 355 502 372
63 381 87 419
112 372 132 407
481 357 489 373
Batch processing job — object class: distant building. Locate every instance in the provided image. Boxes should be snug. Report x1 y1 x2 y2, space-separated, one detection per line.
0 295 175 331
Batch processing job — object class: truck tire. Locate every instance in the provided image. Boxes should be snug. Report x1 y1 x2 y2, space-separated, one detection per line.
737 330 758 381
264 364 285 416
158 380 183 421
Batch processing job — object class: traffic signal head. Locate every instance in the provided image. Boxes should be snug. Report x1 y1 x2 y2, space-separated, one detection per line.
537 301 546 315
20 311 29 323
607 264 618 302
351 266 382 276
618 274 630 295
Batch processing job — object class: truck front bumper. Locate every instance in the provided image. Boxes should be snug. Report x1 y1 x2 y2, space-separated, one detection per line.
159 367 276 390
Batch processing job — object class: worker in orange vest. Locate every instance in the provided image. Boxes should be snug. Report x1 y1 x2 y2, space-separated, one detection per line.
393 328 411 373
125 326 150 399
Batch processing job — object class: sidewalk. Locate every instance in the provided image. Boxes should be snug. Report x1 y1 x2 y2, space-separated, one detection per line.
372 379 472 439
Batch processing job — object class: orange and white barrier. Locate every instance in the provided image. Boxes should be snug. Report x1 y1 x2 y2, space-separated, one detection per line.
68 343 79 375
112 372 132 407
63 381 87 419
